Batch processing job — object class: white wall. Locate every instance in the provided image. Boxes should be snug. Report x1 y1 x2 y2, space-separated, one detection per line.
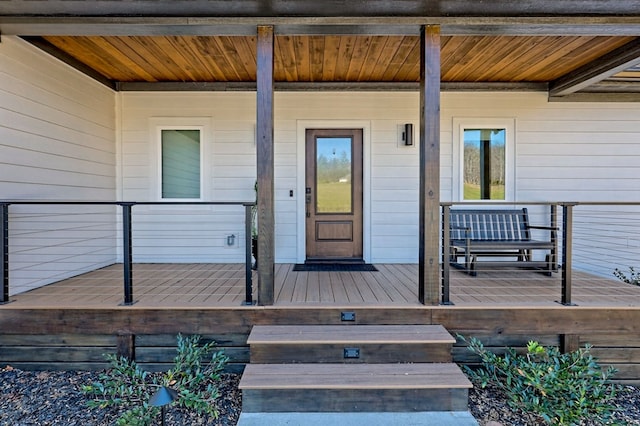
0 37 117 294
120 91 640 265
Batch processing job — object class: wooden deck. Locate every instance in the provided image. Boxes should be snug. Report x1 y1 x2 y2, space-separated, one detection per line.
5 263 640 308
4 264 640 382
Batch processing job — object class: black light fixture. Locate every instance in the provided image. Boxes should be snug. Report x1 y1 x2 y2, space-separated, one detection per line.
149 386 179 426
403 123 413 146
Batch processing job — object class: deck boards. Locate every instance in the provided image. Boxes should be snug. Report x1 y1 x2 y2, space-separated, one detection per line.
5 263 640 308
247 325 455 344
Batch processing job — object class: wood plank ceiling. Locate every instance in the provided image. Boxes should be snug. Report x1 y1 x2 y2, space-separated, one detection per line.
42 35 637 85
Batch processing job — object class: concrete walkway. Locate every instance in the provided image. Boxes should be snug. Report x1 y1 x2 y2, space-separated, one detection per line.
237 411 479 425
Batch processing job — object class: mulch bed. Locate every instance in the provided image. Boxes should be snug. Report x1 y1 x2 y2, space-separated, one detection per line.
2 365 640 425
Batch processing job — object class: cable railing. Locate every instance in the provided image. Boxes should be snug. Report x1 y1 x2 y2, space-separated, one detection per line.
441 202 640 306
3 200 639 308
0 201 255 307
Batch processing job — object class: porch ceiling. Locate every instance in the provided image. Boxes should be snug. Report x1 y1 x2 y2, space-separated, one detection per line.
19 34 640 100
37 34 636 84
4 0 640 100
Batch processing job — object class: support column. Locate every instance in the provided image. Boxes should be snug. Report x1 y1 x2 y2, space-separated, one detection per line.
256 25 275 305
418 25 441 305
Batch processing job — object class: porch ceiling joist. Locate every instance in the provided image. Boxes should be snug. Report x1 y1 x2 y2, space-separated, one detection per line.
4 17 640 37
549 38 640 97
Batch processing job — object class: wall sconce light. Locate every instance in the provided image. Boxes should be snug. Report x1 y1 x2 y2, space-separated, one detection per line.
403 123 413 146
227 234 236 246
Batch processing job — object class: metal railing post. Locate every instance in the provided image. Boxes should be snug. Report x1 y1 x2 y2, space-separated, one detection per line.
561 203 575 305
550 203 559 272
1 203 9 304
121 203 134 305
441 204 452 305
244 204 254 305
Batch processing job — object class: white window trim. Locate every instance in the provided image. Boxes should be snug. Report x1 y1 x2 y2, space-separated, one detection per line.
149 117 212 202
452 117 516 202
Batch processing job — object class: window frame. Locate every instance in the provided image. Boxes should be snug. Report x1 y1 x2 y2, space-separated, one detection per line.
453 118 515 202
149 117 212 202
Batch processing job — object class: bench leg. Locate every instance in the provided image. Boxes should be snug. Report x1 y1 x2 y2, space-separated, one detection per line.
470 255 477 277
545 253 553 277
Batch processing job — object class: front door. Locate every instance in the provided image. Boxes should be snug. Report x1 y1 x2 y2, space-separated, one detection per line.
305 129 363 260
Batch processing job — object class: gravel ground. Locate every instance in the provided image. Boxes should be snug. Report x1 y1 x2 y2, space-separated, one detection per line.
2 365 640 425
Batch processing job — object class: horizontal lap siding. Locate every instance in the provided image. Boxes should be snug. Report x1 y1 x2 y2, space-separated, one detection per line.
0 37 116 295
121 93 256 263
122 91 640 265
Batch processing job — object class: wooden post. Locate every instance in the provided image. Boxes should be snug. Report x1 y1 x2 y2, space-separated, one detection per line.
560 334 580 353
256 25 275 305
418 25 441 305
116 332 135 361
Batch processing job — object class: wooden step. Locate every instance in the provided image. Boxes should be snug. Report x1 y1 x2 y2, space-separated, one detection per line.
247 324 455 363
239 362 472 412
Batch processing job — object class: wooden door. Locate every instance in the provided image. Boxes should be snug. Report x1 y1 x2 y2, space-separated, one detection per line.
305 129 363 260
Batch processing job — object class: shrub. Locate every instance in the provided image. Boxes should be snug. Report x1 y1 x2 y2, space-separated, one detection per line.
614 267 640 286
83 334 228 426
460 335 618 425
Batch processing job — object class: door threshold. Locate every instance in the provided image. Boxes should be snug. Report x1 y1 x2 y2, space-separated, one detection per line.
304 258 365 265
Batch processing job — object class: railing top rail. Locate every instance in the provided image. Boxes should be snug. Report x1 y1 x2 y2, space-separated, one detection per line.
441 201 640 207
0 200 255 207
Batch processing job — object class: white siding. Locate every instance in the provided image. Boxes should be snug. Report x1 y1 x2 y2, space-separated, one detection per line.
0 37 116 294
120 92 256 262
120 91 640 264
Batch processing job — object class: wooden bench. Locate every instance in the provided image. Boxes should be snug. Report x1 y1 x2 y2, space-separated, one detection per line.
448 208 558 275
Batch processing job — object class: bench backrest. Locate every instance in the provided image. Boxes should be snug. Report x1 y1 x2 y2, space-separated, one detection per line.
449 208 531 241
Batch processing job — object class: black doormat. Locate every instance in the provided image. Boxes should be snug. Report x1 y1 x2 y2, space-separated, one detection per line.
293 263 378 272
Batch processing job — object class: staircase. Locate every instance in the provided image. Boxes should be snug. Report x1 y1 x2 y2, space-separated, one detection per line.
238 324 473 416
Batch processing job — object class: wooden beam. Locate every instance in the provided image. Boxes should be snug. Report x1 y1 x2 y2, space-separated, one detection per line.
256 25 275 306
3 1 640 20
549 92 640 102
4 16 640 37
20 36 116 90
116 81 548 92
550 38 640 97
418 25 441 306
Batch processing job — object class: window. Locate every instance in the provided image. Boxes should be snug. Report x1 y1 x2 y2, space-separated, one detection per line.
463 128 505 200
453 118 515 202
161 129 201 199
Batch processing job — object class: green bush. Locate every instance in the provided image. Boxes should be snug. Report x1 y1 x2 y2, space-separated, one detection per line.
614 267 640 286
460 335 618 425
83 334 228 426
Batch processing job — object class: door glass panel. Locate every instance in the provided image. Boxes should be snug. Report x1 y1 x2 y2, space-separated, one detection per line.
316 137 352 213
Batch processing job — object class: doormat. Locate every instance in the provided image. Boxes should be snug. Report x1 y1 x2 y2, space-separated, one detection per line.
293 263 378 272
